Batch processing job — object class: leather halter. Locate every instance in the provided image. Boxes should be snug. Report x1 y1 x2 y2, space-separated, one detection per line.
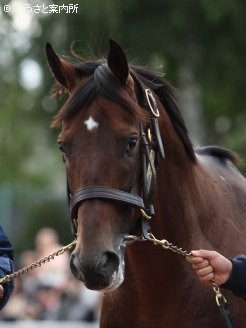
68 88 164 234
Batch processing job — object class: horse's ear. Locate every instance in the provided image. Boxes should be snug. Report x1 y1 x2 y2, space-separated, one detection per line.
46 42 78 92
107 39 129 85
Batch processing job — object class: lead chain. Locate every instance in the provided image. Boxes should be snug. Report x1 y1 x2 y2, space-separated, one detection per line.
0 239 77 285
146 233 192 257
146 232 228 306
0 233 228 308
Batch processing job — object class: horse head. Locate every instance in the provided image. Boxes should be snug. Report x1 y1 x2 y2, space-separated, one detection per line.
46 40 152 291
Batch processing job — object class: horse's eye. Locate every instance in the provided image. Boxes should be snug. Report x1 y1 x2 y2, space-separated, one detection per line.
127 137 138 151
57 141 66 155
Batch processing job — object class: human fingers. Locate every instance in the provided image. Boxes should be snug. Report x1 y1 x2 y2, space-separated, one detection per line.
193 264 214 284
191 259 210 270
186 255 204 265
191 250 218 261
0 285 4 299
197 265 213 278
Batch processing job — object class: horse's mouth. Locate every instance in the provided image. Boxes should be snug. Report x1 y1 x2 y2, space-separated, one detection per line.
70 241 127 292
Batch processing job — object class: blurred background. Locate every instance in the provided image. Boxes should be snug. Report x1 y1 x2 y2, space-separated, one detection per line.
0 0 246 324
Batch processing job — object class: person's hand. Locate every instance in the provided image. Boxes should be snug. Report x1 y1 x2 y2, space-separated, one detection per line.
186 250 233 286
0 285 4 299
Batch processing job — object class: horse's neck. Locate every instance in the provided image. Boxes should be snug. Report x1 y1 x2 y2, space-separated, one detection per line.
153 155 198 243
127 156 197 282
111 156 199 315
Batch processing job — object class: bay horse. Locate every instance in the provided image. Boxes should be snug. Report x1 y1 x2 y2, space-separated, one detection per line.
46 39 246 327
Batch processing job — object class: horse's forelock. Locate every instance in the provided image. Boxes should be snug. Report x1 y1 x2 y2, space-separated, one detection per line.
51 59 195 163
51 61 147 128
94 64 137 112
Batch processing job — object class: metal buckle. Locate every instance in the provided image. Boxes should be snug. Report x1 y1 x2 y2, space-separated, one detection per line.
147 128 153 143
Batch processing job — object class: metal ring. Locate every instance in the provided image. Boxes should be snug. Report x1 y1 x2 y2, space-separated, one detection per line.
145 89 160 118
140 208 152 220
215 294 227 307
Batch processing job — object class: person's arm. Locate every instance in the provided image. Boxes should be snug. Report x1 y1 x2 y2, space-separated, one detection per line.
0 226 14 310
0 285 4 299
222 255 246 299
186 250 246 300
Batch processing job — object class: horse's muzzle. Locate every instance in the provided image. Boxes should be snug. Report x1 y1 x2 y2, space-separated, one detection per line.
70 250 120 291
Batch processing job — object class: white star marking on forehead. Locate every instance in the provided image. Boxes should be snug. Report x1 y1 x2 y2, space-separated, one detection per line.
84 116 99 131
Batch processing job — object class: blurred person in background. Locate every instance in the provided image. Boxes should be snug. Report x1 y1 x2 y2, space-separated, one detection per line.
33 227 70 288
0 227 101 321
31 227 101 321
56 276 102 321
21 227 71 320
0 225 14 311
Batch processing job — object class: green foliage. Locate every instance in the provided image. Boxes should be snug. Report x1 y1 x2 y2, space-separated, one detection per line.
1 0 246 247
14 197 71 255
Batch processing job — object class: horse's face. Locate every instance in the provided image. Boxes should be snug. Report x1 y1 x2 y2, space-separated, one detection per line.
46 40 144 291
61 98 141 291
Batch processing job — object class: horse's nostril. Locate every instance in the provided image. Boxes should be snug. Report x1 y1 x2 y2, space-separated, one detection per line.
70 253 85 282
100 251 120 275
83 251 120 289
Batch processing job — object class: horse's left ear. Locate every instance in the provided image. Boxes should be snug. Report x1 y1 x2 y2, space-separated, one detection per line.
46 42 79 92
107 39 129 85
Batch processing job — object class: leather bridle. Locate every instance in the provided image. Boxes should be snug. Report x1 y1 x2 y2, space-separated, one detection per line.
67 88 165 236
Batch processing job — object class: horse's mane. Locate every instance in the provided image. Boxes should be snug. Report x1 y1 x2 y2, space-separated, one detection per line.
196 146 240 165
51 59 195 161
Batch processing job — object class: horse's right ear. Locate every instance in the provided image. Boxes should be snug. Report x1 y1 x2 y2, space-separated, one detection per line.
45 42 78 92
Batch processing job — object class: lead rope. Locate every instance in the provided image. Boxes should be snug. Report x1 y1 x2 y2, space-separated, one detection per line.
0 233 237 328
146 233 237 328
0 239 77 285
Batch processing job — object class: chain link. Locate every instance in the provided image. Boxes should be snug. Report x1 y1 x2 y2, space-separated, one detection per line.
145 232 228 308
146 233 192 257
0 239 77 285
0 231 228 310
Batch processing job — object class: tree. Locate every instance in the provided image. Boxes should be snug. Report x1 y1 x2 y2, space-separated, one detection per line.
1 0 246 247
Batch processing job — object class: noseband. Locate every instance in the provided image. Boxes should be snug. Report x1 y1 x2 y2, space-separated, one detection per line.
68 88 164 235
